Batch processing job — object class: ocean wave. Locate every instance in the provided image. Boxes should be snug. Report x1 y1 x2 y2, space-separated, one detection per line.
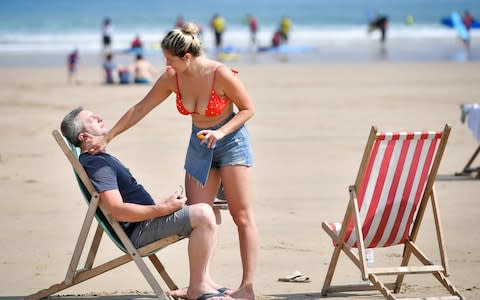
0 25 478 54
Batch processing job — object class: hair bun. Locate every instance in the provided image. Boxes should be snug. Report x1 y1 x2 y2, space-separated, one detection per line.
182 23 199 35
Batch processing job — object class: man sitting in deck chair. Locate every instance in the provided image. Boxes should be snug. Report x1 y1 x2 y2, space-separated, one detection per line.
61 107 229 300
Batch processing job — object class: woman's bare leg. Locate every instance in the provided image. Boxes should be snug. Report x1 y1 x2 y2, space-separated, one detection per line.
221 166 257 300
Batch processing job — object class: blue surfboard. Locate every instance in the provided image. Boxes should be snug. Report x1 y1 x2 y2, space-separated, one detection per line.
449 12 470 41
123 47 144 55
440 17 480 29
441 16 480 29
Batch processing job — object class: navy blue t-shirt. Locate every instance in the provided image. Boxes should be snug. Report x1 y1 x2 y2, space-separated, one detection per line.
79 152 155 235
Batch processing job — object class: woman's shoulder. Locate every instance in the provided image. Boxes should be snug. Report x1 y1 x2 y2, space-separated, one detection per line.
213 65 239 86
164 65 175 75
160 66 177 81
154 66 177 92
214 63 238 77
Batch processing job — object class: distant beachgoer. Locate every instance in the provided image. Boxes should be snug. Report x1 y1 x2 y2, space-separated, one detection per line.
256 30 282 52
102 53 117 84
210 13 226 49
405 14 414 26
175 15 185 29
245 14 258 45
463 10 475 31
131 34 143 49
195 23 204 40
272 30 282 48
279 16 292 44
118 66 130 84
130 54 157 84
368 15 389 43
67 49 79 84
102 18 113 52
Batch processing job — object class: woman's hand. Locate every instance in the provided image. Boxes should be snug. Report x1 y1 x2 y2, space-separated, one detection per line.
197 129 226 149
84 133 108 154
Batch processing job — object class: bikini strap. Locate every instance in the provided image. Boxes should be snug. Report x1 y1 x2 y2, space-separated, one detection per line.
211 65 223 89
174 71 181 94
211 65 237 89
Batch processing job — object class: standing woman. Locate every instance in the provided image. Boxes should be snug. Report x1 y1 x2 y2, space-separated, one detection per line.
86 23 258 300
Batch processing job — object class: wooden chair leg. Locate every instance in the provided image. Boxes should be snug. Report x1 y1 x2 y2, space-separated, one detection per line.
321 244 342 296
369 274 398 300
26 254 133 300
394 244 413 293
432 271 465 299
455 145 480 176
149 254 179 291
84 224 103 270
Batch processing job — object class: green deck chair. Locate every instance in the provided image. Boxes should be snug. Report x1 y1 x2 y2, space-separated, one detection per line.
27 130 185 300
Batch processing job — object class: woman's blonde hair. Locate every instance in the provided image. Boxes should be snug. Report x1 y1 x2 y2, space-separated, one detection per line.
161 22 201 57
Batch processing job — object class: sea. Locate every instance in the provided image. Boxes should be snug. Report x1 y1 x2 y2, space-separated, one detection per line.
0 0 479 66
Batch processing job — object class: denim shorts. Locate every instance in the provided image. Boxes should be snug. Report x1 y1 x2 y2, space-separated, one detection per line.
129 206 192 248
184 113 254 186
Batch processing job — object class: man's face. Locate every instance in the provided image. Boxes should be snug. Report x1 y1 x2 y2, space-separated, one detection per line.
77 110 108 137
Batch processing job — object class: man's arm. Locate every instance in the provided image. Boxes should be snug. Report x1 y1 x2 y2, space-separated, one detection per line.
99 189 186 222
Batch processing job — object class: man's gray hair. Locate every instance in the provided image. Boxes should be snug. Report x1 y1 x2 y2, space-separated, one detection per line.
61 106 84 147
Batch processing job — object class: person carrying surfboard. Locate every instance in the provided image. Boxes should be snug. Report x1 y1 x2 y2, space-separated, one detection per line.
463 10 475 31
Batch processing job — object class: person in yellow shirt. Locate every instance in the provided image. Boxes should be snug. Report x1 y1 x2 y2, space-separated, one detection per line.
279 16 292 43
210 13 226 49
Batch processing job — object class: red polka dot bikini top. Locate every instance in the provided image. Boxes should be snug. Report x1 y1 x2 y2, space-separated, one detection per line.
175 65 237 117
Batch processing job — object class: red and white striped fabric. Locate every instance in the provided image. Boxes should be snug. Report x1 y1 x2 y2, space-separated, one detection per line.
329 130 443 248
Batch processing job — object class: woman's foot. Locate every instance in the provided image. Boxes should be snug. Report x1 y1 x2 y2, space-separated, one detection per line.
229 284 254 300
169 286 232 299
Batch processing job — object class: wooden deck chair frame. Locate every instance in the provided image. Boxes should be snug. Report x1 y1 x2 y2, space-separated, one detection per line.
454 103 480 179
27 130 185 300
454 144 480 178
321 125 464 300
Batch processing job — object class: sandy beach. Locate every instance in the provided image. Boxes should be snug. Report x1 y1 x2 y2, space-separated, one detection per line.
1 62 480 300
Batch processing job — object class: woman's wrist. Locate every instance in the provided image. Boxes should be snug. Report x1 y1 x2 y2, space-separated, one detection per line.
218 127 228 136
104 131 113 143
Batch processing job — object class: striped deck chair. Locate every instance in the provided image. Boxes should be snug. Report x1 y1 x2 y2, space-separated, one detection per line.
27 130 185 300
321 125 464 300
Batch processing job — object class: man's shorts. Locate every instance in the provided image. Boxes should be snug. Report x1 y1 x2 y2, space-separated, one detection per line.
129 206 192 248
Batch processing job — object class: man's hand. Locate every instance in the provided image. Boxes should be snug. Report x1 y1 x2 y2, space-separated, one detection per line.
159 191 187 214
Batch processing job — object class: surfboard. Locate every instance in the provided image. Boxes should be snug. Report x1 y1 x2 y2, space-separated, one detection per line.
217 51 240 62
441 14 480 29
445 12 470 41
123 47 144 55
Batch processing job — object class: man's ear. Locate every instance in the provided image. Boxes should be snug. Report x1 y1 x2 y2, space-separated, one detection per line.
78 132 87 142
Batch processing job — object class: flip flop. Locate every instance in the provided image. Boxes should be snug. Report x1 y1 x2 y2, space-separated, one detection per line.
195 291 225 300
217 287 231 294
278 270 311 283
